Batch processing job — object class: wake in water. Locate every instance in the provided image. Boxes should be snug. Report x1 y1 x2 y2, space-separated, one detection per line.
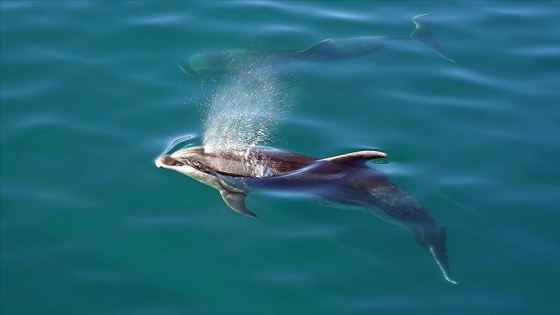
201 63 294 153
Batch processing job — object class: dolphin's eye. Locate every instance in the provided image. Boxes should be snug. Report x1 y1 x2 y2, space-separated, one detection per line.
161 156 183 167
190 160 204 170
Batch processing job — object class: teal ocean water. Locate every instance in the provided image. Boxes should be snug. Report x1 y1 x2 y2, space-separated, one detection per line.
2 1 559 314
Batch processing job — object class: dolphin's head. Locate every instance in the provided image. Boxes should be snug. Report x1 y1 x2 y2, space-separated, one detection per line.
155 147 207 171
155 146 263 186
155 147 222 186
180 52 232 75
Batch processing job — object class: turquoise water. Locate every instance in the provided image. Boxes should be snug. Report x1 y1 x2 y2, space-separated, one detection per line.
2 1 559 314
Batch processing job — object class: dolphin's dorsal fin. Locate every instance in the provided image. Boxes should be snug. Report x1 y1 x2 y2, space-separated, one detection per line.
319 150 388 166
219 190 258 218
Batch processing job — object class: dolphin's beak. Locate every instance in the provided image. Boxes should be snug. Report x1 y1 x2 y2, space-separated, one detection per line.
155 155 183 168
155 156 173 168
155 156 164 168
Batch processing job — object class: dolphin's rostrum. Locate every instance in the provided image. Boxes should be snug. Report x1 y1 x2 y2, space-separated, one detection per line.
155 146 458 284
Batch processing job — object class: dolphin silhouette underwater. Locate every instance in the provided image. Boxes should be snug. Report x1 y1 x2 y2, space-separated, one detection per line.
181 14 454 75
155 146 458 284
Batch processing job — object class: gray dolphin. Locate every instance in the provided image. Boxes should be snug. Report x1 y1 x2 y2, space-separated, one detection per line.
181 14 454 75
155 146 457 284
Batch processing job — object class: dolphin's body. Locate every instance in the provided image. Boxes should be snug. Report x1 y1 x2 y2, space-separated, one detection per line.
155 146 457 284
181 14 454 75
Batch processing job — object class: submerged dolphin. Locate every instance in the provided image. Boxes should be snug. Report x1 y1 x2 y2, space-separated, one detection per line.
155 146 457 284
181 14 454 75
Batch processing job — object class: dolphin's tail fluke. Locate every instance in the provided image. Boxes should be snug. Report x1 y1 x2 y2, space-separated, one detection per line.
429 227 458 285
411 13 455 62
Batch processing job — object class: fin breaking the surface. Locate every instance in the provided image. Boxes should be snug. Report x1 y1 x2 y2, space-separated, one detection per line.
220 190 258 218
411 13 455 62
320 150 388 167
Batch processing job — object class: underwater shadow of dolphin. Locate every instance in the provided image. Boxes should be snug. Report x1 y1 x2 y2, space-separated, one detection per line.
155 146 458 284
181 14 454 75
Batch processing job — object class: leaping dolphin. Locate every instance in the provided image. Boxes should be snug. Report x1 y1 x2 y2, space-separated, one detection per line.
155 146 458 284
181 14 454 75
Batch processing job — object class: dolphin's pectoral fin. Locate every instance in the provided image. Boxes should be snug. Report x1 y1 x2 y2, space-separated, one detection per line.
411 13 455 62
319 150 388 167
219 190 258 219
428 227 458 285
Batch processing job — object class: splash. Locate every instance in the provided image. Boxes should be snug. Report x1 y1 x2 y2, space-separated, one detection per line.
201 63 292 153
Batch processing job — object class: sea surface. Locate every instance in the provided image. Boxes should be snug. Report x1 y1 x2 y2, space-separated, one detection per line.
1 1 559 314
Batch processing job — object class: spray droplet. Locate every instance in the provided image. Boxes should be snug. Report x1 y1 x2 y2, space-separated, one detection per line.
202 63 292 152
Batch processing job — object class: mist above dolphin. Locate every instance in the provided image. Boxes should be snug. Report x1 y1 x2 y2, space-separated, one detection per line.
155 146 458 284
181 14 454 75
